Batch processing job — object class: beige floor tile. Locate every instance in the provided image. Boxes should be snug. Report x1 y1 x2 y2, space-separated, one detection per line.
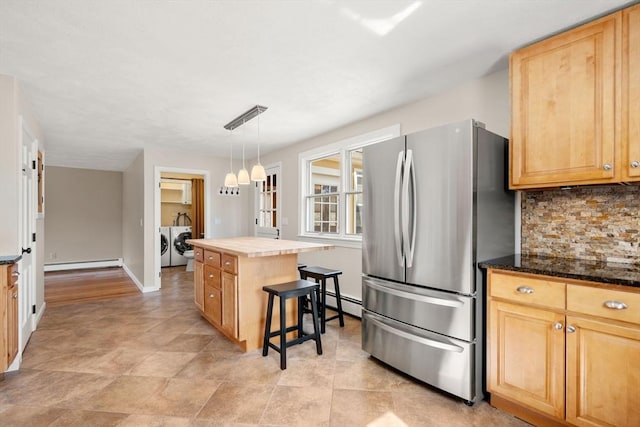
333 358 405 391
260 385 332 426
128 351 198 377
117 414 195 426
174 353 236 380
160 333 214 352
81 375 167 413
134 377 221 417
47 409 129 426
0 404 68 427
329 389 394 427
224 352 283 385
277 357 335 388
196 382 275 423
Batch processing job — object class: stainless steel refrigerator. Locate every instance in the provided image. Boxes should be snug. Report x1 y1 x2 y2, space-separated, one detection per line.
361 119 514 405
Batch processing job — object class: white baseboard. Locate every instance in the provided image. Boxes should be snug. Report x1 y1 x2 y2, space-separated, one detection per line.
44 258 123 272
325 293 362 318
121 263 159 293
34 301 46 327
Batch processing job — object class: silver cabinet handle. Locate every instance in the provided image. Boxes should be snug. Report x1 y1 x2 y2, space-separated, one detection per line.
566 325 576 333
516 286 534 294
224 261 231 266
13 293 18 299
603 163 612 171
196 251 201 256
208 274 214 278
631 161 640 168
208 256 213 260
209 293 214 298
604 300 628 310
553 322 563 330
12 271 20 277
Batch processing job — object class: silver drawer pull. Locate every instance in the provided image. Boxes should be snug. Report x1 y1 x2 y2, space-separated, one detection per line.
566 325 576 333
208 274 214 278
604 300 628 310
12 271 20 277
13 293 18 299
224 261 231 266
516 286 534 294
209 293 215 298
553 322 563 330
208 256 213 260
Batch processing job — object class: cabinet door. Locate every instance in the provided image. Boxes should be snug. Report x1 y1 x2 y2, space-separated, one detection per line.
194 261 204 311
566 316 640 427
7 283 18 366
510 13 619 188
222 272 238 338
488 300 565 419
204 284 221 326
623 4 640 181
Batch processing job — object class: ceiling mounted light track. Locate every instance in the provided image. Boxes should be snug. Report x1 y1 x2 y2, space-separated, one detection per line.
223 105 268 131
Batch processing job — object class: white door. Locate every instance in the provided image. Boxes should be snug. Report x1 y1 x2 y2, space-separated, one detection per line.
19 119 37 352
255 164 281 239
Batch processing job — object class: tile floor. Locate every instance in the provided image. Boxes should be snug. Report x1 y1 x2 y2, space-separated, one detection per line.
0 267 530 426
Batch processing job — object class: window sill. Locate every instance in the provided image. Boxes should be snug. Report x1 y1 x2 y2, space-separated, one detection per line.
297 234 362 249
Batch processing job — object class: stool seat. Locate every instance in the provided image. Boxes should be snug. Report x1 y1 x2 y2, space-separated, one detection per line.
262 279 322 370
298 266 345 334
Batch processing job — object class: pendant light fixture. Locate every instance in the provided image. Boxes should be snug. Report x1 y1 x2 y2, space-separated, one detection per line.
250 110 267 182
223 105 268 185
223 140 238 187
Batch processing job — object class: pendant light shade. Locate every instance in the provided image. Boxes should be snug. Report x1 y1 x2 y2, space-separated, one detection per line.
237 167 250 185
224 171 238 187
251 163 267 182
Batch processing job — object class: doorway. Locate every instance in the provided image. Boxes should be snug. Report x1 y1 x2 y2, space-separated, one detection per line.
154 167 210 289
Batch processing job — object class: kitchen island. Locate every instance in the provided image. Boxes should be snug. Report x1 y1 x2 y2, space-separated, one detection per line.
186 237 333 351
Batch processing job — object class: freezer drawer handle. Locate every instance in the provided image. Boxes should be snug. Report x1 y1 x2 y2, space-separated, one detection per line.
516 286 534 294
365 279 464 308
366 312 463 353
603 300 628 310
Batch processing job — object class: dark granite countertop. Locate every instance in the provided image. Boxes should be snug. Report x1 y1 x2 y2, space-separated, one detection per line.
0 255 21 265
479 254 640 289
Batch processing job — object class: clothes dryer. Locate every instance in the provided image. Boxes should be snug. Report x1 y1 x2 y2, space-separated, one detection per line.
170 226 192 266
160 227 171 267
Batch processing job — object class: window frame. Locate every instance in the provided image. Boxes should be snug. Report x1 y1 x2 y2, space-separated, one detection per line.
298 124 401 247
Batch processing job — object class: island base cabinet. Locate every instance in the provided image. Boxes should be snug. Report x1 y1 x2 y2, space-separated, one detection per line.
488 300 565 419
204 285 222 326
221 271 238 338
566 316 640 427
194 262 204 311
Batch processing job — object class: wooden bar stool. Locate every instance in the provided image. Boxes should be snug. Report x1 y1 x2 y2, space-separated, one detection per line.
298 266 345 334
262 279 322 370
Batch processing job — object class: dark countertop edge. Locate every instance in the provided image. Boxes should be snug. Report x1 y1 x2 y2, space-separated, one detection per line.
479 254 640 289
0 255 22 265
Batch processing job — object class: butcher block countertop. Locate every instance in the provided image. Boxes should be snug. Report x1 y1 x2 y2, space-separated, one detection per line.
186 237 333 258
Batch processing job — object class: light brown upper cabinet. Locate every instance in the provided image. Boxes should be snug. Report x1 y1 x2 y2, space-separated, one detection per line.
623 4 640 181
510 6 640 189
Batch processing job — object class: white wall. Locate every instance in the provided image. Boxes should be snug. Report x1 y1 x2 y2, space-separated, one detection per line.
44 166 123 264
259 68 511 315
141 147 249 289
122 151 145 285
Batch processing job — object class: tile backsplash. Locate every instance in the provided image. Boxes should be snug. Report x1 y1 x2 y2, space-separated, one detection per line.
521 185 640 264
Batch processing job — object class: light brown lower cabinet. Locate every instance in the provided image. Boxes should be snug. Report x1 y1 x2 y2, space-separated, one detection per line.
487 269 640 427
193 261 203 311
2 264 19 372
221 271 238 338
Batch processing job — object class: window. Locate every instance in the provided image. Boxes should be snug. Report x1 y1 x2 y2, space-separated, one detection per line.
299 125 400 244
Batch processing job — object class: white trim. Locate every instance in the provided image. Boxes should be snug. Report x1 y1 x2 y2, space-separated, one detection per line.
154 166 211 289
122 263 150 293
298 124 401 241
34 301 46 327
297 234 362 249
44 258 123 272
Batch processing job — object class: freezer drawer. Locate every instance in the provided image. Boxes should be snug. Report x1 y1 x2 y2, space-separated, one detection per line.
362 310 476 402
362 276 475 341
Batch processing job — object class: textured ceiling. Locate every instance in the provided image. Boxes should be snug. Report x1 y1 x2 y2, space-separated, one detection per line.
0 0 633 171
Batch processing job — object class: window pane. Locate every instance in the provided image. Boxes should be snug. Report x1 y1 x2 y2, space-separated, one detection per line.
307 194 339 234
310 154 341 193
349 149 363 192
346 193 363 235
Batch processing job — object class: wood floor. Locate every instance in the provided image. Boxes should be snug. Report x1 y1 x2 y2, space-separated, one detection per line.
44 267 140 307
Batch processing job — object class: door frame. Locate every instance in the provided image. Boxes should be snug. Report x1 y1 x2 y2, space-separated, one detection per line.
15 116 38 368
154 166 210 289
254 162 282 238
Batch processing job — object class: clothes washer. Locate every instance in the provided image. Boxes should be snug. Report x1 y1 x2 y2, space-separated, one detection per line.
160 227 171 267
170 226 192 266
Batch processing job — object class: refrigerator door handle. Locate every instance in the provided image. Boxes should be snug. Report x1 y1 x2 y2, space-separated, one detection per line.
364 311 464 353
394 151 404 267
402 149 417 268
364 278 465 308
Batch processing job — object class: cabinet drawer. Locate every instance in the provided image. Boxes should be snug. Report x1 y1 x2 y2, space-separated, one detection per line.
193 247 204 263
204 285 221 325
204 265 221 289
204 250 220 267
567 285 640 325
221 254 237 274
490 272 566 310
8 264 19 285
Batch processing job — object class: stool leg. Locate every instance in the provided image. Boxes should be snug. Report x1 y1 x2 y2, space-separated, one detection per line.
320 278 327 334
334 276 345 327
297 295 304 338
279 296 287 370
309 290 323 355
262 293 274 357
